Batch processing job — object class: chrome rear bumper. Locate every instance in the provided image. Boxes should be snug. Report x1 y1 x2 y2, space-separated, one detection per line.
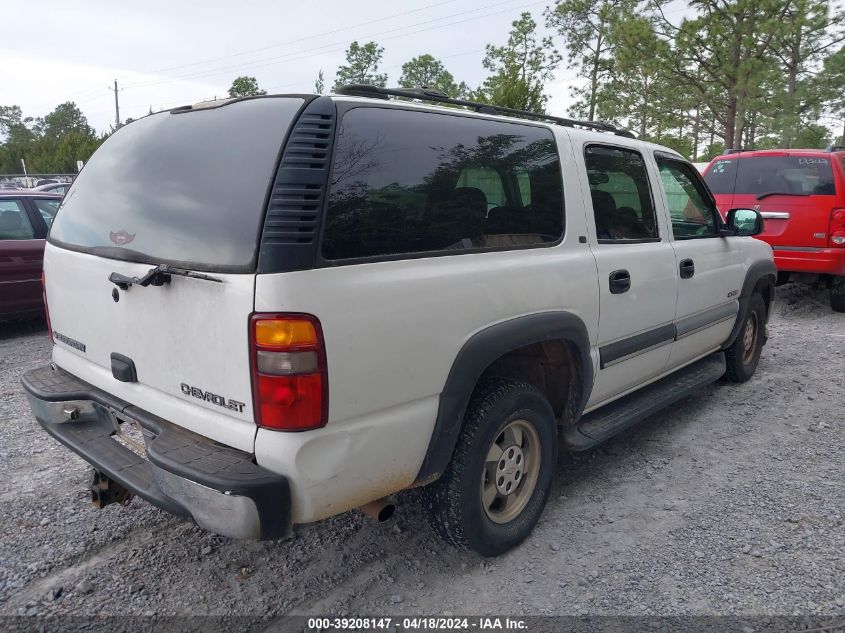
22 364 291 540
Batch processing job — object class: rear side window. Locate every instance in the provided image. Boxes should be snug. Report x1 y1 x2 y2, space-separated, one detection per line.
0 199 34 240
704 156 836 196
321 108 563 260
49 97 304 272
584 145 659 242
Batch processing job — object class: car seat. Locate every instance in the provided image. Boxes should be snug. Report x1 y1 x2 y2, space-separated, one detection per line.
427 186 487 248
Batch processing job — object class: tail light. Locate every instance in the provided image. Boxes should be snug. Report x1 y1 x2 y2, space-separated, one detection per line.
42 271 53 339
830 209 845 247
249 314 327 431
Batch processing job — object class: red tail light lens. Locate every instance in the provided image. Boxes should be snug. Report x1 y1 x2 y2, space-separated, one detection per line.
831 209 845 247
42 272 53 339
250 314 327 431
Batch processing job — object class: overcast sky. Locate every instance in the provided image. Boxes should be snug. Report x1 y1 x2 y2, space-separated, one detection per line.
4 0 692 133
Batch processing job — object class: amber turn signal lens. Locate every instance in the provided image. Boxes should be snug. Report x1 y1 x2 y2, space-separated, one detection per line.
251 313 327 432
254 319 318 349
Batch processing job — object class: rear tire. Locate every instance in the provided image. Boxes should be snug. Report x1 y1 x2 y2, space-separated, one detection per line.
423 378 557 556
724 293 766 382
830 276 845 313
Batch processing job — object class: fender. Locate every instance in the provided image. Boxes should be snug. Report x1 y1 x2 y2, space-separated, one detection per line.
414 311 593 484
722 259 776 350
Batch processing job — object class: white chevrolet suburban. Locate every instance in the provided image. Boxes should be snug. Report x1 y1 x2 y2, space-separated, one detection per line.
22 86 776 556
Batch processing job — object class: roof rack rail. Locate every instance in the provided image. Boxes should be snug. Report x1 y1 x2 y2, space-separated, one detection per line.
825 144 845 152
335 84 636 138
724 148 749 154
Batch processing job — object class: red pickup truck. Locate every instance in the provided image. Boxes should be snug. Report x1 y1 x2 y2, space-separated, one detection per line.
703 147 845 312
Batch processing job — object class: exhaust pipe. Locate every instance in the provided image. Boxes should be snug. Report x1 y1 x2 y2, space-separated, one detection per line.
359 498 396 522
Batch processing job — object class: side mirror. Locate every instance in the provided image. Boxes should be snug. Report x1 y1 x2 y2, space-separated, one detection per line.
726 208 764 236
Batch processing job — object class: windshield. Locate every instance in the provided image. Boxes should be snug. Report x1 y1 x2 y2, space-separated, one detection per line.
49 97 305 272
704 155 836 197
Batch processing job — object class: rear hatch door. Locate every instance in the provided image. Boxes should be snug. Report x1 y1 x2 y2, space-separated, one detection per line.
704 153 837 248
44 97 306 452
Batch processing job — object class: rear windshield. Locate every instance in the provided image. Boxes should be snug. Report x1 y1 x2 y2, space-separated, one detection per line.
49 97 304 272
704 155 835 197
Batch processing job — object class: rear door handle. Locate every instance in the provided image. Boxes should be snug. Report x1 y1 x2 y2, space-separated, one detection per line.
609 269 631 294
679 258 695 279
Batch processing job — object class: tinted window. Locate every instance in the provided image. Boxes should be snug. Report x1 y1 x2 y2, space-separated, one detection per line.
585 146 658 241
0 199 34 240
456 167 505 210
704 156 836 196
49 97 304 272
321 108 563 260
657 159 719 238
34 198 60 228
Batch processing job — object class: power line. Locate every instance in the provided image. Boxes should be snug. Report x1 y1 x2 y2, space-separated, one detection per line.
119 0 533 90
105 47 486 115
42 0 462 104
63 0 545 129
115 0 460 81
256 47 485 93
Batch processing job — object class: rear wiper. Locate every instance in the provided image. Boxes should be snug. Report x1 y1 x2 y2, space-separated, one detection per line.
755 191 810 200
109 264 222 290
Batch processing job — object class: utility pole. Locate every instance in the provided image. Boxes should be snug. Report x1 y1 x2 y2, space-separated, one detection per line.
108 79 122 129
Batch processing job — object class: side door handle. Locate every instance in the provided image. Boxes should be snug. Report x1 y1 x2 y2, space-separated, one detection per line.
679 258 695 279
609 269 631 294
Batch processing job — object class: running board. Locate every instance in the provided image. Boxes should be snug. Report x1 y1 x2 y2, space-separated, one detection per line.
562 352 726 451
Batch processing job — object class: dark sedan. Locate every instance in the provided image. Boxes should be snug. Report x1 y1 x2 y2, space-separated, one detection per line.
0 191 62 319
32 182 72 196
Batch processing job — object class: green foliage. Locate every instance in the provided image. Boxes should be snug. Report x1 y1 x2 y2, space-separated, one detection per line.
699 142 726 162
651 0 843 152
546 0 638 120
333 41 387 90
543 0 843 156
0 105 25 134
792 123 831 148
477 12 561 112
822 45 845 143
4 0 843 173
594 14 675 136
0 102 105 173
399 54 459 95
766 0 844 146
227 76 267 98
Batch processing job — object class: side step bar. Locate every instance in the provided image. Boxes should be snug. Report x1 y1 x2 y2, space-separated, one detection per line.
562 352 726 451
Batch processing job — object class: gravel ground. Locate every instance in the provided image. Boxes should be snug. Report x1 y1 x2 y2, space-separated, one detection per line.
0 283 842 620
